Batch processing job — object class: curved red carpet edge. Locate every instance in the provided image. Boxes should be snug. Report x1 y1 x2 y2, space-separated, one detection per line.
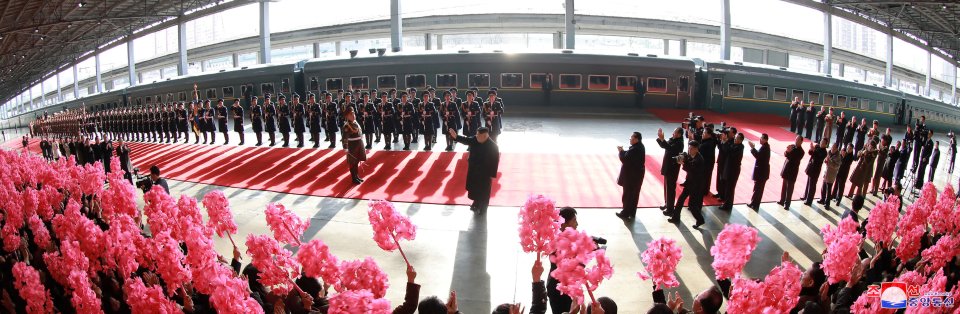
4 109 811 208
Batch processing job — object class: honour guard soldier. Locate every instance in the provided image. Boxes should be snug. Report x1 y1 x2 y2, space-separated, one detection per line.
340 93 357 149
441 90 462 151
264 95 278 146
231 99 245 145
390 89 402 144
216 99 229 145
250 96 264 146
421 91 439 151
277 94 292 147
292 94 307 148
324 93 340 149
400 92 416 150
370 89 382 143
464 90 482 137
380 92 397 150
190 101 202 144
360 92 377 149
204 100 216 144
484 90 504 142
177 103 189 143
307 93 322 148
166 104 178 143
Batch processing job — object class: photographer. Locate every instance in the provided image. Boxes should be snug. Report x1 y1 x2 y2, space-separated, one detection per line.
137 165 169 194
667 141 705 228
657 128 684 216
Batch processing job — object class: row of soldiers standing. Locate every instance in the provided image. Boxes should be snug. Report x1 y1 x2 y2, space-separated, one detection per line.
34 86 506 152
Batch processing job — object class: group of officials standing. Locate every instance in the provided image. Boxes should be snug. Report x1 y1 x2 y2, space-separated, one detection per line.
615 98 956 228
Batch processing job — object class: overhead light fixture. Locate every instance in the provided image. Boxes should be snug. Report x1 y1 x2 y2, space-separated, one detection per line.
78 1 86 7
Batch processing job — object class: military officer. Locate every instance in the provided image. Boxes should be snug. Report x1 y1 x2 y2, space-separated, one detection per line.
216 99 229 145
277 94 292 147
264 95 278 146
231 99 245 145
292 93 307 148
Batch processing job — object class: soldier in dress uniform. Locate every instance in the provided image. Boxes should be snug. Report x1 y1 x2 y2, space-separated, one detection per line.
360 92 377 149
380 92 397 150
324 93 340 149
400 92 416 150
277 94 292 147
390 89 402 144
464 90 482 137
167 103 178 143
370 89 382 143
292 94 307 148
264 95 278 146
408 88 421 144
216 99 229 145
204 100 216 144
342 107 367 184
307 93 322 148
177 103 189 143
250 96 264 146
484 90 504 142
231 99 245 145
190 101 202 144
441 90 462 151
421 91 439 151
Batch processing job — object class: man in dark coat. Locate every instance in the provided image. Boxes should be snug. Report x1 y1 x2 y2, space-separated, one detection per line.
747 134 770 210
779 136 805 210
675 128 715 211
912 116 928 171
616 132 645 220
449 127 500 213
720 133 744 211
292 94 306 148
657 127 684 216
802 140 828 206
928 141 940 183
796 103 807 137
804 104 815 140
116 140 133 184
814 106 826 143
915 132 934 189
231 99 245 145
668 141 706 228
894 142 912 186
789 98 800 133
835 112 847 146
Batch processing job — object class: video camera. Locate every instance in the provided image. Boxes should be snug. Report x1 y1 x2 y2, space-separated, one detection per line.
133 167 153 193
674 151 690 163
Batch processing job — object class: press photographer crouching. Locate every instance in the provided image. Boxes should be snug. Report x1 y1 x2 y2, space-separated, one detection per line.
135 165 169 194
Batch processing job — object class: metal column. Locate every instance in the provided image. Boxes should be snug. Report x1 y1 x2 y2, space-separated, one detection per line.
29 88 33 111
679 39 687 56
178 18 188 76
335 41 341 56
232 53 240 68
41 82 45 108
822 12 832 74
259 0 271 64
127 40 137 87
953 66 957 104
390 0 402 52
72 65 79 99
95 54 102 93
719 0 731 60
885 31 893 87
663 39 669 55
565 0 575 49
56 73 62 102
312 42 320 58
425 33 432 50
437 35 443 50
924 51 932 96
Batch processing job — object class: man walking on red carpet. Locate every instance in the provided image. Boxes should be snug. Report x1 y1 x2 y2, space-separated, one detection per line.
449 127 500 213
616 132 645 220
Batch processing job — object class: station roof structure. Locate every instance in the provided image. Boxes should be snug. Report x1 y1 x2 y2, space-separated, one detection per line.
0 0 253 101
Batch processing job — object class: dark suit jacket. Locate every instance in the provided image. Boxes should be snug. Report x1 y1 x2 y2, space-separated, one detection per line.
781 146 805 180
657 137 683 176
723 143 744 179
392 283 420 314
751 143 771 181
454 135 500 193
681 154 706 192
805 146 828 176
617 143 645 186
530 281 548 314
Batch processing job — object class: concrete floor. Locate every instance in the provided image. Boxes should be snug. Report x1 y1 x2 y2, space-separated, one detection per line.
12 109 959 313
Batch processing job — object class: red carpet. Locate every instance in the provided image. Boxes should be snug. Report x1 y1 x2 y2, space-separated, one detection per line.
4 109 813 208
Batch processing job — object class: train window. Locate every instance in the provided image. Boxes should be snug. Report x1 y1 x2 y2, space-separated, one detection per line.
559 74 581 89
350 77 369 90
530 73 547 89
136 98 142 106
468 73 490 88
145 96 152 104
281 79 291 94
859 99 868 110
436 74 458 88
678 77 689 93
167 93 173 103
309 77 320 91
876 101 883 113
587 75 610 90
824 94 834 106
647 78 668 93
501 73 523 88
836 96 847 107
261 83 275 96
617 76 637 91
242 84 254 98
890 104 897 114
849 97 858 109
792 90 804 102
206 89 217 99
405 74 426 89
809 92 821 105
772 88 787 101
222 87 235 99
727 83 744 98
753 86 768 99
326 78 343 91
155 95 162 104
712 79 722 95
377 75 397 89
178 92 187 101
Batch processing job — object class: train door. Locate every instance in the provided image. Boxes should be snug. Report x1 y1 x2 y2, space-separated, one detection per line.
676 74 691 109
709 75 724 111
896 100 907 125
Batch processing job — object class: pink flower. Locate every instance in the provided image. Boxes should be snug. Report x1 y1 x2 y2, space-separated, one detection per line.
929 185 957 235
183 224 231 295
79 162 105 197
264 203 309 246
177 195 209 238
12 262 54 314
202 190 237 238
43 240 89 287
105 215 142 277
337 257 390 299
851 292 890 314
710 224 761 280
209 273 265 314
920 235 959 272
297 239 341 287
100 166 139 219
152 230 191 296
895 270 926 287
27 215 51 250
865 197 899 245
906 270 947 314
637 237 683 289
549 228 612 304
66 270 104 314
245 234 301 296
896 225 925 262
367 200 417 251
327 290 391 314
727 276 765 313
761 261 803 313
821 217 863 284
143 186 181 240
518 194 562 258
123 277 182 314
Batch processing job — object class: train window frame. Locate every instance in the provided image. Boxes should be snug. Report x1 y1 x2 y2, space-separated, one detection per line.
377 75 397 89
890 103 897 114
712 78 722 95
436 74 458 89
849 97 859 109
155 95 162 104
837 95 847 107
145 96 152 104
326 78 343 91
178 92 187 102
261 83 275 96
136 97 143 106
772 87 787 101
808 92 821 105
530 73 547 89
206 88 217 99
753 85 768 100
167 93 173 103
792 90 804 102
616 76 638 91
727 83 744 98
587 75 611 90
468 73 491 88
559 74 582 90
405 74 427 89
647 77 668 93
222 86 235 99
824 94 834 106
500 73 523 89
281 78 291 94
350 76 370 90
678 76 689 93
309 77 320 91
859 99 869 110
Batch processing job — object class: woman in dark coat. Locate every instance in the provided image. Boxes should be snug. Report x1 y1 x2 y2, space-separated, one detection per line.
264 96 277 146
231 99 245 145
292 94 306 147
342 108 367 184
277 95 292 147
881 142 900 192
250 96 264 146
380 94 397 150
216 99 229 145
360 93 378 149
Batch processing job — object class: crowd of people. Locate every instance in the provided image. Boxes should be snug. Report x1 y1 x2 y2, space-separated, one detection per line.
29 85 505 153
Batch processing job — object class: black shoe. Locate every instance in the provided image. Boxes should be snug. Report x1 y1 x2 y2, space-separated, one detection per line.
328 144 335 149
365 144 372 149
270 142 275 147
615 212 632 220
659 205 666 210
804 201 813 206
667 218 681 224
297 144 303 148
282 144 289 147
403 145 410 150
776 201 784 206
352 178 362 184
445 146 453 151
384 145 391 150
692 223 704 229
312 144 319 148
